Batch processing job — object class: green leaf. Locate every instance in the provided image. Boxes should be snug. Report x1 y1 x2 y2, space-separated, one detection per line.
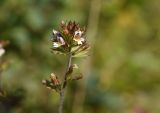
71 46 80 52
72 49 89 57
66 64 83 82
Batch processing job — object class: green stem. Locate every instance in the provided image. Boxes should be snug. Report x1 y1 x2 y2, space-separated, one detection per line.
58 89 65 113
58 52 72 113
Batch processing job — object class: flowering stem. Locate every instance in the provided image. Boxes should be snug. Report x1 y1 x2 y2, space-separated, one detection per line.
58 52 72 113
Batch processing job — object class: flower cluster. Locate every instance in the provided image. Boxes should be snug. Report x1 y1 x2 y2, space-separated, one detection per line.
42 64 83 91
42 73 61 92
42 21 89 92
51 21 89 56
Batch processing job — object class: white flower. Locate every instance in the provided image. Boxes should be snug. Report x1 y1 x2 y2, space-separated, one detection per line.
58 36 65 45
0 47 5 57
52 29 65 48
52 29 58 34
73 38 85 45
53 42 61 48
74 30 83 37
73 30 85 45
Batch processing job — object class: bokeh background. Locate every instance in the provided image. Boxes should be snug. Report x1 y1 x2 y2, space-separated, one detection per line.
0 0 160 113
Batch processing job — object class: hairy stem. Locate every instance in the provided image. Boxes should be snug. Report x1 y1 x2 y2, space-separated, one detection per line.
58 52 72 113
58 89 65 113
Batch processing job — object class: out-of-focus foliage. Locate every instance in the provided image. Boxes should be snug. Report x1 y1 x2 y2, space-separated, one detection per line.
0 0 160 113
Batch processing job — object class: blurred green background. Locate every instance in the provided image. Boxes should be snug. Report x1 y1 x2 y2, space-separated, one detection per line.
0 0 160 113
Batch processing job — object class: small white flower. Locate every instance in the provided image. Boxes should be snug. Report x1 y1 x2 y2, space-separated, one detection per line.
52 29 66 47
0 47 5 57
74 30 83 37
42 80 47 84
80 38 85 42
57 36 65 45
50 73 56 78
52 29 58 34
73 30 85 45
74 38 85 45
53 42 61 48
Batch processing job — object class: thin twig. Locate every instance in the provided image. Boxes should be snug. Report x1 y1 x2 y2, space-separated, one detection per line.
58 52 72 113
63 52 72 88
58 89 65 113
